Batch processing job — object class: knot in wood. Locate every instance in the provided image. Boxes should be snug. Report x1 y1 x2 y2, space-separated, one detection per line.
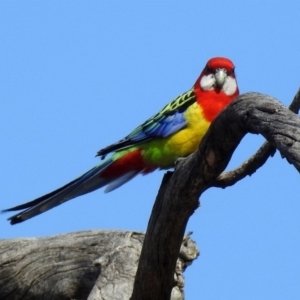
258 105 279 114
206 150 216 167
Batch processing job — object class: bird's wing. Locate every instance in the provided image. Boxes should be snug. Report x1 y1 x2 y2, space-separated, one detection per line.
97 90 196 158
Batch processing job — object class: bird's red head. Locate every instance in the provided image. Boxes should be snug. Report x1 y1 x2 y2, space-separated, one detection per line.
194 57 239 98
193 57 239 122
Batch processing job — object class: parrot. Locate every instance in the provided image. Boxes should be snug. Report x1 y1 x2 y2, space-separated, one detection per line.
3 57 239 224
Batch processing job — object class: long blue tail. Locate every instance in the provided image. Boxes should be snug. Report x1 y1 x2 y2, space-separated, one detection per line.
3 159 116 224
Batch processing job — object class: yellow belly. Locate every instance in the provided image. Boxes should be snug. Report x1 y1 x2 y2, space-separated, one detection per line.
141 102 210 168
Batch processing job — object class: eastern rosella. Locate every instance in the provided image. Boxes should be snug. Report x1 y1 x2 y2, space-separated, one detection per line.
4 57 239 224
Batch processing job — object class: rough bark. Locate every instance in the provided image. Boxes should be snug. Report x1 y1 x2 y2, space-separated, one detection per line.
131 92 300 300
215 88 300 187
0 230 198 300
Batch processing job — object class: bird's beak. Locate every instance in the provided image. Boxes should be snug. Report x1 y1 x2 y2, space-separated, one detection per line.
214 68 227 89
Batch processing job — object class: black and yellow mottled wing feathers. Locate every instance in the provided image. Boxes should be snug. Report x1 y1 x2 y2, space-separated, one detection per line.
97 90 196 159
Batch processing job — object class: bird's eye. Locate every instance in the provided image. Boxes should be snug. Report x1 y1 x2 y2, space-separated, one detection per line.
228 68 235 76
206 66 213 73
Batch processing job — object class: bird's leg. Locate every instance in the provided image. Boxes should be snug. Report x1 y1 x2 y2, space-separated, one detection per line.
174 156 190 170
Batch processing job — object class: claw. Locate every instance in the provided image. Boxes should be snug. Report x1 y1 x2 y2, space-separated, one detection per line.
175 157 186 168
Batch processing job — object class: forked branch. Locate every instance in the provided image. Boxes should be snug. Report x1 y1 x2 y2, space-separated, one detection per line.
131 91 300 300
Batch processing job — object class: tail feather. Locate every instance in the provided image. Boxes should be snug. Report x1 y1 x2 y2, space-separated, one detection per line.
3 158 114 224
3 149 155 225
104 170 139 193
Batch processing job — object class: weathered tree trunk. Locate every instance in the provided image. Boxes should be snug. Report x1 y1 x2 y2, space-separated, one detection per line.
0 230 198 300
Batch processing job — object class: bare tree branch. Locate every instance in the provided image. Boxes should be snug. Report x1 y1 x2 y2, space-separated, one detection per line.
131 92 300 300
288 87 300 113
214 87 300 187
214 141 275 187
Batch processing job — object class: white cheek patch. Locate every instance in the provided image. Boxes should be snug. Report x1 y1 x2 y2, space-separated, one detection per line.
200 74 215 91
222 77 237 96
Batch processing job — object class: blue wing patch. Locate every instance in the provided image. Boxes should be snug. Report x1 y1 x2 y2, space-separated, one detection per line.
97 90 196 158
128 110 187 140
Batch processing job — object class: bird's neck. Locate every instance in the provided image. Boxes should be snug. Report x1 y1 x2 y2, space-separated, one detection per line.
194 88 239 123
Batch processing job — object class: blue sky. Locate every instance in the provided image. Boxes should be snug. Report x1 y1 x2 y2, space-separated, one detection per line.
1 1 300 299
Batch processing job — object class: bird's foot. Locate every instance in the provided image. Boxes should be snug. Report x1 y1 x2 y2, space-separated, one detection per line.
174 156 188 170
